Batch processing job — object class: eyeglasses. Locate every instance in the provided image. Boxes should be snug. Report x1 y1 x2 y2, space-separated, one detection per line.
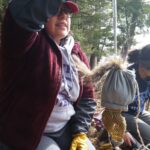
57 6 72 18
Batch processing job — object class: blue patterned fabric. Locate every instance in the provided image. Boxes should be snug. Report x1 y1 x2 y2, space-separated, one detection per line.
128 65 150 114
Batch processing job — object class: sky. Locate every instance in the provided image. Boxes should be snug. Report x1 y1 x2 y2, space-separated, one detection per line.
132 34 150 49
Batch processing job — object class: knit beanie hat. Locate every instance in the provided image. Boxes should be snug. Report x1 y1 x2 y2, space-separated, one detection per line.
90 55 138 147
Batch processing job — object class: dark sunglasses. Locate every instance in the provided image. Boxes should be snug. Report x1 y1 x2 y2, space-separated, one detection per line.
57 6 73 17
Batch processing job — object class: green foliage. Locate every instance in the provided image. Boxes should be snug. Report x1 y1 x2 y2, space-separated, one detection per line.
72 0 114 57
72 0 150 58
117 0 143 49
0 0 7 23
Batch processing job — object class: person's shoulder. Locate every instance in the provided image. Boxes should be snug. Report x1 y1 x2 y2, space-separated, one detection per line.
72 42 81 52
72 41 85 56
72 42 89 66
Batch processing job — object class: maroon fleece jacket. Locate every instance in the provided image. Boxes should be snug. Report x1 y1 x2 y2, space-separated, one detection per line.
0 10 95 150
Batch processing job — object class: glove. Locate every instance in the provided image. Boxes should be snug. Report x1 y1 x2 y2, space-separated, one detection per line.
70 133 88 150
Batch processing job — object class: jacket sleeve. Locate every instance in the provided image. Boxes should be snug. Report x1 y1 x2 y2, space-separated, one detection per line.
71 98 96 134
70 43 96 134
9 0 66 31
2 0 65 57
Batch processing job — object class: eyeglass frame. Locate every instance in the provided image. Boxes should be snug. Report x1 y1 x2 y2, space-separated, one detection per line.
57 5 73 18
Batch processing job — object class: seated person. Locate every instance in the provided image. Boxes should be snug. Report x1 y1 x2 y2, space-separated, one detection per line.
0 0 96 150
122 44 150 147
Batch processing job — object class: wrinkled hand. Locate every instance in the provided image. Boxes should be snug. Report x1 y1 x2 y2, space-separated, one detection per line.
70 133 88 150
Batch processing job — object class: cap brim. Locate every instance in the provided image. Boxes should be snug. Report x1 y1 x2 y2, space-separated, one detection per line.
64 1 79 14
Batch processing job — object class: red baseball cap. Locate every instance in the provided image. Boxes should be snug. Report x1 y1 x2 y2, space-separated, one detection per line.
63 1 79 14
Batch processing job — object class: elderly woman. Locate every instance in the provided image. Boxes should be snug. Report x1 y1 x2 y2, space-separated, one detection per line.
0 0 96 150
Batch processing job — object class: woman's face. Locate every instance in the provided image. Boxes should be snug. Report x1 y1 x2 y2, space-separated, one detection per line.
45 6 71 44
139 66 150 81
